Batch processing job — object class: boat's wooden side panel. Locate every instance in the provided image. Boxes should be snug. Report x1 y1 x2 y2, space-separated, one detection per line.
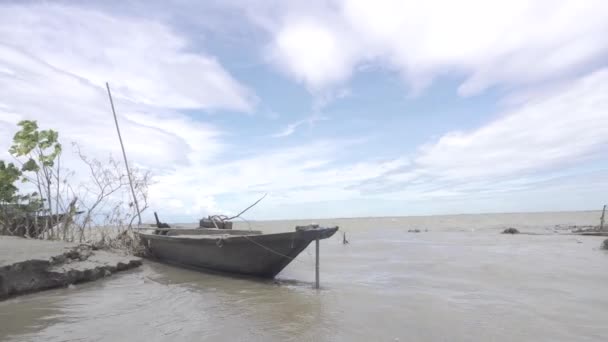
139 227 338 278
139 233 311 277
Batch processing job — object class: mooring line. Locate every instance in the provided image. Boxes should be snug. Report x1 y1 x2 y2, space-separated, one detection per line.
241 235 294 260
238 235 311 265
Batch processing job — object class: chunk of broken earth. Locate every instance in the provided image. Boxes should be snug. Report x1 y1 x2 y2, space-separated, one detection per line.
0 236 142 300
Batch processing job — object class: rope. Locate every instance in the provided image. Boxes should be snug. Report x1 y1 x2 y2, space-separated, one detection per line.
235 216 253 231
207 221 312 265
238 234 311 265
241 234 295 260
207 213 300 260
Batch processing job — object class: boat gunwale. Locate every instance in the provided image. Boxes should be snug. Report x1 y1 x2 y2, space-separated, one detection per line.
137 227 338 242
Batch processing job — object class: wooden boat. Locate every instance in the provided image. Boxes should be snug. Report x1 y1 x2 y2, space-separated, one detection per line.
138 224 338 278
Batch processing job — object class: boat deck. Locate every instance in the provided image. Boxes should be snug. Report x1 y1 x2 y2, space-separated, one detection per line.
163 234 240 240
140 228 263 236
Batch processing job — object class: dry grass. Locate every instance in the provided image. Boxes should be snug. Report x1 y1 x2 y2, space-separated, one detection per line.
85 225 148 256
33 222 146 256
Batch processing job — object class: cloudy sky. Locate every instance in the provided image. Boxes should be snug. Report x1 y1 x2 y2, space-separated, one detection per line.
0 0 607 221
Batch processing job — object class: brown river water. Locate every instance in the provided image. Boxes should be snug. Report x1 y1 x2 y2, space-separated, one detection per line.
1 211 607 341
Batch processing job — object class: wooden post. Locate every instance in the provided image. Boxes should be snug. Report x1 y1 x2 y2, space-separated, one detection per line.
315 237 320 289
106 82 142 226
601 205 606 231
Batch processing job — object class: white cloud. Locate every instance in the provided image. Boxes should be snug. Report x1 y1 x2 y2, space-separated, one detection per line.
358 69 608 195
263 0 608 94
0 2 253 216
271 17 356 89
272 120 305 138
147 136 411 218
0 3 255 111
1 1 606 220
416 69 608 179
271 115 328 137
165 68 607 218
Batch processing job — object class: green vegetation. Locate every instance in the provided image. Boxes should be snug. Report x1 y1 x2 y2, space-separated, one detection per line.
0 120 64 236
0 161 21 203
9 120 62 214
1 120 149 247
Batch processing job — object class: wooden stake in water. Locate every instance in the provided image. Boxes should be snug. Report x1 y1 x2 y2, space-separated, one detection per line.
315 237 320 289
106 82 142 226
601 205 606 231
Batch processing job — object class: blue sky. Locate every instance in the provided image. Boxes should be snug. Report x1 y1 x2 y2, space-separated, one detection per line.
0 0 607 221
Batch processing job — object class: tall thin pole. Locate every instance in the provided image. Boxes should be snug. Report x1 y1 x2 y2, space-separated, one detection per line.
601 205 606 231
106 82 142 226
315 237 320 289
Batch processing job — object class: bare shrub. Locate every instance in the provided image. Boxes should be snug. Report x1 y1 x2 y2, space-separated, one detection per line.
67 143 151 248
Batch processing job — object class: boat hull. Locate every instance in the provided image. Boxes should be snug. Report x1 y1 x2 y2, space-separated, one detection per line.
138 227 338 278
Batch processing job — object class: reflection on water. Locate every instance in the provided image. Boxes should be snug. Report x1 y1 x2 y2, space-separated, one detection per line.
1 212 608 341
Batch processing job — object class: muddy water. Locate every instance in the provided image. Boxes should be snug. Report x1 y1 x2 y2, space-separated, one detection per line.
1 211 607 341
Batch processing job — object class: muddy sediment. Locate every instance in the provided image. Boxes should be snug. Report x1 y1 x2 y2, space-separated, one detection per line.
0 236 141 300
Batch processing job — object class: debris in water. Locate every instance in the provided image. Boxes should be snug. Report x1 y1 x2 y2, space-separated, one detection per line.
502 227 520 234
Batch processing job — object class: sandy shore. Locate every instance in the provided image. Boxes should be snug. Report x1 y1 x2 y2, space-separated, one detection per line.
0 236 141 300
